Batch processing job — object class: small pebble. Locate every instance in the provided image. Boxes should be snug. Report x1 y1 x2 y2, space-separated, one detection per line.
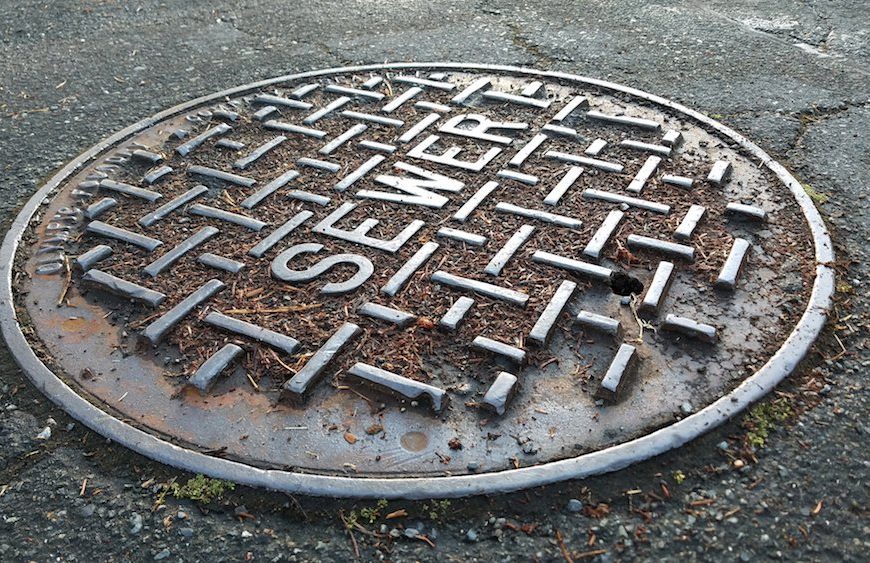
566 499 583 513
36 426 52 440
130 513 143 535
465 529 479 542
153 549 170 561
680 402 694 414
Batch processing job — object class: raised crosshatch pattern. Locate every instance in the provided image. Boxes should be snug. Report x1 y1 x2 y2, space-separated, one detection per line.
19 69 815 476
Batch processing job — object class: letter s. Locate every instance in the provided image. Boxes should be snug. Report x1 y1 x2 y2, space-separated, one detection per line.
271 243 374 295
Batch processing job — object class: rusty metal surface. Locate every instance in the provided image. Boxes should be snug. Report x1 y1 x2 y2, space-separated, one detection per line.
0 64 834 498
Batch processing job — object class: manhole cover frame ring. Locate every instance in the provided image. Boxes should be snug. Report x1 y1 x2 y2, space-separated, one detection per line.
0 63 835 499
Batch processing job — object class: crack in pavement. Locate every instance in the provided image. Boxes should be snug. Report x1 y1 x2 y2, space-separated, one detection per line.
690 0 870 76
505 21 560 67
789 101 870 152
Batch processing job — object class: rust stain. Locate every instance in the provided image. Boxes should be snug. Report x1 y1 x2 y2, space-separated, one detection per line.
400 431 429 452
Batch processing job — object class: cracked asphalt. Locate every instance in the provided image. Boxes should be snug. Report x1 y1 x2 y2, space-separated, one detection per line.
0 1 868 561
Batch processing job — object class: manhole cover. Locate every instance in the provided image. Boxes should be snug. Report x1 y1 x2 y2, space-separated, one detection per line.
1 64 833 498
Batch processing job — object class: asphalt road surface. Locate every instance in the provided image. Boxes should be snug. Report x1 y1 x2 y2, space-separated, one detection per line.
1 1 868 561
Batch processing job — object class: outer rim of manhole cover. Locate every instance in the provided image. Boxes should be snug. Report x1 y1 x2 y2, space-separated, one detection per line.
0 63 835 499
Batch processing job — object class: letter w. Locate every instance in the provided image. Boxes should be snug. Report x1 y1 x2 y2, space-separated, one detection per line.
356 162 464 208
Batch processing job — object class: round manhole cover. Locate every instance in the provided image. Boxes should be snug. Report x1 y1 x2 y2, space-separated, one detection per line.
1 64 834 498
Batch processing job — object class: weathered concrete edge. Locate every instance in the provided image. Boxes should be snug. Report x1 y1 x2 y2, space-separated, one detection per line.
0 63 835 499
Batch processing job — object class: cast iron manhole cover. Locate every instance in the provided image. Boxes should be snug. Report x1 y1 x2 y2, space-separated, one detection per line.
1 64 834 498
